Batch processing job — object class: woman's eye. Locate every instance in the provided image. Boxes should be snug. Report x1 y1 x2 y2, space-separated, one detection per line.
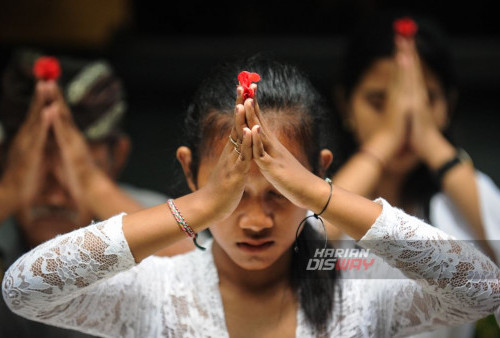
365 92 385 113
427 89 442 106
269 191 285 200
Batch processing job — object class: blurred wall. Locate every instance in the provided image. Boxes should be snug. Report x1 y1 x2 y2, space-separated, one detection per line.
0 0 131 48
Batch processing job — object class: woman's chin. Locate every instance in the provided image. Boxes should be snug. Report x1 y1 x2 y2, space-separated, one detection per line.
233 254 278 271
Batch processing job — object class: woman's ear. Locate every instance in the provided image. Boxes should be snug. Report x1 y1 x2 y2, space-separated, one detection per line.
176 146 197 192
319 149 333 178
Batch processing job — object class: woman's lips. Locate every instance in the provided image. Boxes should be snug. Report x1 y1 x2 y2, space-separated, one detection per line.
236 241 275 253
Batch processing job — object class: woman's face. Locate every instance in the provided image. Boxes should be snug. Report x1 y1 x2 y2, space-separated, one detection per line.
195 130 313 271
346 57 449 174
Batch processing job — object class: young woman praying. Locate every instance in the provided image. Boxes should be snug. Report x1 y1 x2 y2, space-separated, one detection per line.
2 55 500 337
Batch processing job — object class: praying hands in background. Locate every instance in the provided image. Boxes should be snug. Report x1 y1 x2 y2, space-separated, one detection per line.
0 80 143 230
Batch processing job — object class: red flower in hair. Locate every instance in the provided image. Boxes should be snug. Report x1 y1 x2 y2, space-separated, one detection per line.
33 56 61 80
393 17 418 38
238 71 261 100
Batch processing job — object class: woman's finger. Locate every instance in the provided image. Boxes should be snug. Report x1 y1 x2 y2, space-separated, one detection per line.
407 40 427 97
232 104 247 143
52 84 71 116
238 127 252 162
49 105 70 152
14 105 53 177
245 99 260 128
30 106 52 150
24 82 52 127
50 102 81 158
250 83 265 121
251 125 266 159
235 85 245 106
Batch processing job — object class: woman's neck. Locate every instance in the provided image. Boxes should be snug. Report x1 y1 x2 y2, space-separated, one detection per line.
212 241 292 292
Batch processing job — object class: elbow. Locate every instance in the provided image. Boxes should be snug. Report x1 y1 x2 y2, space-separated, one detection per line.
2 265 37 319
1 267 29 317
2 268 22 314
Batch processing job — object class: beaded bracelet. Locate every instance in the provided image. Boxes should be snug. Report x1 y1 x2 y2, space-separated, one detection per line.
166 199 206 250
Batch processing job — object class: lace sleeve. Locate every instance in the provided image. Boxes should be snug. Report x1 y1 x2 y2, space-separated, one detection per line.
359 199 500 337
1 213 140 337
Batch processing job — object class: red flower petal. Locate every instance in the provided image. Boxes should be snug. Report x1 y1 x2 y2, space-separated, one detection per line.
33 56 61 80
238 71 261 99
238 71 251 87
393 17 418 38
248 73 260 82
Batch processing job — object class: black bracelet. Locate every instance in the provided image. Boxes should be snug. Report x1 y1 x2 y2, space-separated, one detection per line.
294 178 332 253
434 148 472 186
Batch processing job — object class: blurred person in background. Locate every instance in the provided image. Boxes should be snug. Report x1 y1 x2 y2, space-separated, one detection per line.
328 10 500 338
0 49 194 337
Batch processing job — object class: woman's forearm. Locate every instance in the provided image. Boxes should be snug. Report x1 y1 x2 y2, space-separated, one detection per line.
123 189 217 262
83 170 145 219
420 132 495 260
332 131 396 198
300 174 383 241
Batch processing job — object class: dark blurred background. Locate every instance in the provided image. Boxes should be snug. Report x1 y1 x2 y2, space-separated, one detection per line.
0 0 499 196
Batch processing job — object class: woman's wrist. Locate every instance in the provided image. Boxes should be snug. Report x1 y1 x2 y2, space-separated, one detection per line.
361 131 399 166
417 130 456 170
124 189 216 262
298 174 335 215
184 185 238 229
433 148 473 186
358 148 386 169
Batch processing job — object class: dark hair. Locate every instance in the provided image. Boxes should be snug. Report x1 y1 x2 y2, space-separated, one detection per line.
0 48 126 144
333 11 458 212
183 53 338 334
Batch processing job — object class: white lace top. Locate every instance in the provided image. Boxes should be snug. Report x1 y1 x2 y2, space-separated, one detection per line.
3 199 500 338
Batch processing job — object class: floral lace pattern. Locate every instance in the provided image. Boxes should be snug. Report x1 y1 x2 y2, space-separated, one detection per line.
3 200 500 337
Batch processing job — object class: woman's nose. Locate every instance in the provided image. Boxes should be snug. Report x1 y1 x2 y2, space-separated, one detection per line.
238 199 274 233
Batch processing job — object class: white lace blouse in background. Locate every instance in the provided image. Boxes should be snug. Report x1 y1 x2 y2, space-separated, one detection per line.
3 199 500 337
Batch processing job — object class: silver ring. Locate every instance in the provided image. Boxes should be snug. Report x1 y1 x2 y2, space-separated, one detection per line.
229 134 239 147
229 135 241 154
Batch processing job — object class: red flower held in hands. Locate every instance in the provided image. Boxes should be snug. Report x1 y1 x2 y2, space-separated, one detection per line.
393 17 418 38
238 71 261 100
33 56 61 81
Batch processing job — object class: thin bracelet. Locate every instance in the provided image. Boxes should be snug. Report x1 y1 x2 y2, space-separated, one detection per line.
434 148 473 187
166 199 206 250
294 178 333 253
359 148 386 169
